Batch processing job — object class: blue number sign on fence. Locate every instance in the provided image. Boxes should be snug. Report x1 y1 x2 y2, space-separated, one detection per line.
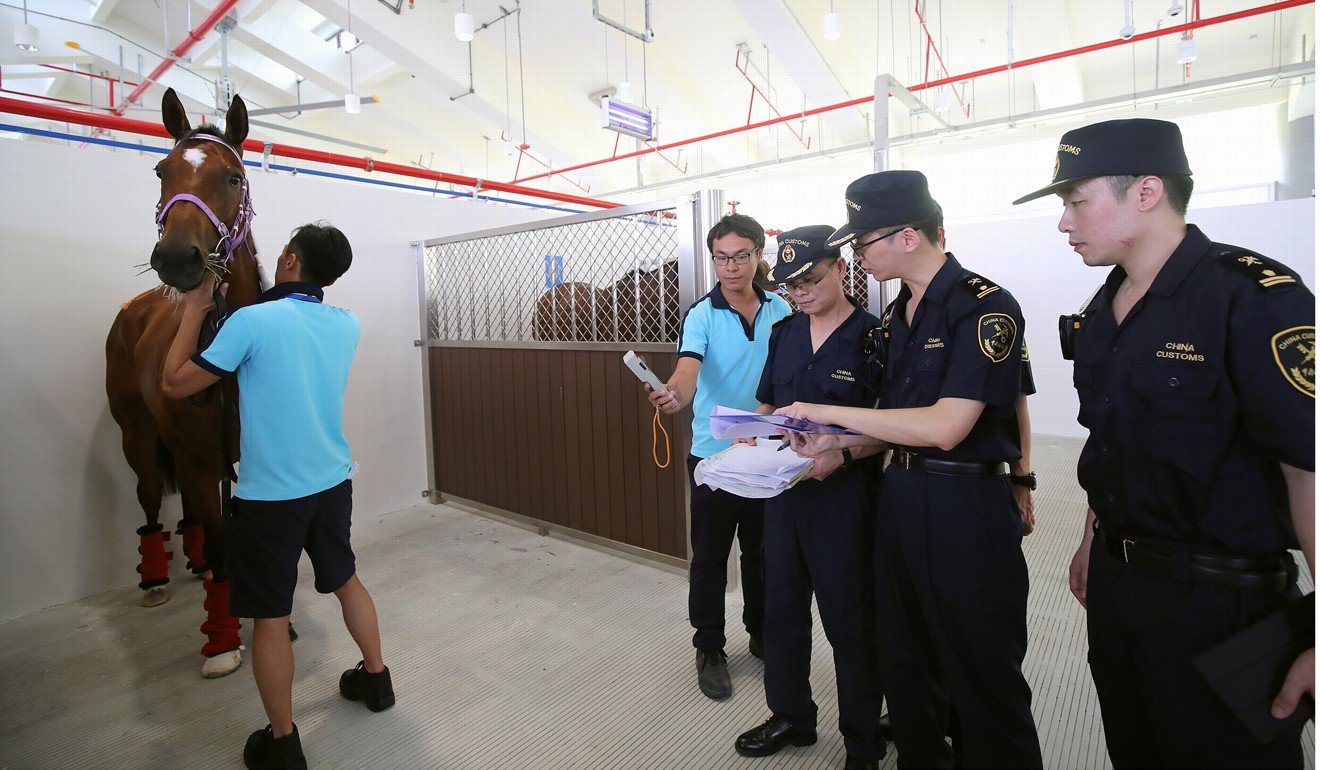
544 254 565 288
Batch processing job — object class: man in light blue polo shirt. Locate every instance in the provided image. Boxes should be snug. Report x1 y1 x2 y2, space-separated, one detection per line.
647 213 793 700
163 222 393 770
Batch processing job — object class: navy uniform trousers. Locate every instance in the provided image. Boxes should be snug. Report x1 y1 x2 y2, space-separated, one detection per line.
876 468 1042 769
1086 539 1303 768
763 466 885 761
687 454 765 651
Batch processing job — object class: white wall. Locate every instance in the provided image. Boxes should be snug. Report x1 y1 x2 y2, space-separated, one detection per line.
949 197 1316 438
0 137 550 621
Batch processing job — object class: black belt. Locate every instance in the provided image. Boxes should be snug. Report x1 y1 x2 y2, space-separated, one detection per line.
1095 525 1292 593
891 450 1009 478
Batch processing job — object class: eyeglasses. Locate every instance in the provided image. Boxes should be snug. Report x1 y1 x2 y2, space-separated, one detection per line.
850 227 910 257
778 260 836 293
712 250 756 266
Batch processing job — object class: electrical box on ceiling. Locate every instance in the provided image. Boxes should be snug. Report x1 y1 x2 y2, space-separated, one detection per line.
601 97 656 141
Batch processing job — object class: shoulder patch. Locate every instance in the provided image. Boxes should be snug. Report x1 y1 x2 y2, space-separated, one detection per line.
1272 325 1316 398
978 313 1018 363
959 271 1001 301
771 311 798 330
1215 250 1300 291
1020 340 1031 363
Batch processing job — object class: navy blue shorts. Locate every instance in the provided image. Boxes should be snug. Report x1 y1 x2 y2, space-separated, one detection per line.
227 479 356 619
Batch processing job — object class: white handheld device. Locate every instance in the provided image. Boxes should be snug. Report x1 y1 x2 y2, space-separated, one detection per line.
623 350 668 396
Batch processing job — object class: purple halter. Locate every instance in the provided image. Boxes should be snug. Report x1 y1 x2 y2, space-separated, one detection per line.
155 133 256 266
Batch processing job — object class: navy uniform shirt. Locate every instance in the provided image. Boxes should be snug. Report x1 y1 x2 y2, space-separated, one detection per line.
879 254 1027 464
1072 225 1315 556
757 301 883 483
757 300 883 412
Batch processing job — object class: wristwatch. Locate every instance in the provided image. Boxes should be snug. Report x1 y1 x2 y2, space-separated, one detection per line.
840 448 854 470
1010 471 1037 490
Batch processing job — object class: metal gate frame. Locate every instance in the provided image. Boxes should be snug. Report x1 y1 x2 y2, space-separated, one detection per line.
413 191 725 565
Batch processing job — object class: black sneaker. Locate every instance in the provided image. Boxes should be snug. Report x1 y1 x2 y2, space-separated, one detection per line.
749 635 765 660
695 649 732 700
339 661 396 712
243 724 307 770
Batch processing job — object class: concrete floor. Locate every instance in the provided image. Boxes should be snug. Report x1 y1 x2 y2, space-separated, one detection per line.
0 436 1312 769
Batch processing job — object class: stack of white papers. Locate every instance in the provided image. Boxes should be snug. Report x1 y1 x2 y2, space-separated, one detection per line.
708 405 859 441
694 440 814 499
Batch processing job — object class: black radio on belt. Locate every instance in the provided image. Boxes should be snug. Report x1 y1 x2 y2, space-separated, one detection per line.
1058 313 1083 361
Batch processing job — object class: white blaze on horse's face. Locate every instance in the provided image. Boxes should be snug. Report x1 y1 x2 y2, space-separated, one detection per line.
182 147 206 171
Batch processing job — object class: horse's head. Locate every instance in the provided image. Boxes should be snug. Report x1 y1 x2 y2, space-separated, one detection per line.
150 88 250 291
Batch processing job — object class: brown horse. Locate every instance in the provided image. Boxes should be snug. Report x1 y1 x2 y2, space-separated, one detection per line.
105 89 259 678
532 259 776 342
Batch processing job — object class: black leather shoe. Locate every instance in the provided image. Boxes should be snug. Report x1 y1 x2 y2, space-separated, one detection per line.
696 649 732 700
243 724 307 770
844 755 879 770
735 715 817 757
340 661 396 712
749 635 765 660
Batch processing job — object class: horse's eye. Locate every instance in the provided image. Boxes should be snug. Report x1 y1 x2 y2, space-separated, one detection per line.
229 174 242 187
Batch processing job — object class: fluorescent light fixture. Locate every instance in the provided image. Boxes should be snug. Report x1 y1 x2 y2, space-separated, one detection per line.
823 12 841 41
1166 2 1184 15
1177 35 1197 64
502 140 517 157
618 81 634 101
454 12 475 42
14 23 38 51
344 93 361 114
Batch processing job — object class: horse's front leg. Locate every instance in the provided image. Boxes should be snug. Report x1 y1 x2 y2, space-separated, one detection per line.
177 461 243 679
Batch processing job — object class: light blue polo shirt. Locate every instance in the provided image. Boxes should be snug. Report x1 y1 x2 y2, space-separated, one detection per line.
193 282 360 501
678 284 792 458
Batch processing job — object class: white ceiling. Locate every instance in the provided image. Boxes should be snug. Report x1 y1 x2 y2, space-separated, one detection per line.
1 0 1313 202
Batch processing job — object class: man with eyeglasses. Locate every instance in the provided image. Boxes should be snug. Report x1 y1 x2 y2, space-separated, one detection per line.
646 213 792 701
776 171 1042 768
728 225 887 770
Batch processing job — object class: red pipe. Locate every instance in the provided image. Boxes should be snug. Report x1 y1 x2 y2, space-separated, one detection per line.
512 0 1312 186
112 0 242 116
0 95 619 209
41 65 141 88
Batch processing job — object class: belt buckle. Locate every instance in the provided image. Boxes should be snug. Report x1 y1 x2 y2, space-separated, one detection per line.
1122 538 1134 564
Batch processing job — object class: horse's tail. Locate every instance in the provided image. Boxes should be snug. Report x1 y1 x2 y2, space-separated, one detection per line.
155 438 178 495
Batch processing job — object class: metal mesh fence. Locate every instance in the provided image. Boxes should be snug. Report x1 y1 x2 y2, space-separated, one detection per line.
425 208 680 343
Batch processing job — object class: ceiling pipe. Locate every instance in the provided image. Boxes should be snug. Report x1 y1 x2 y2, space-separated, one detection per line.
511 0 1312 186
111 0 242 116
0 95 619 209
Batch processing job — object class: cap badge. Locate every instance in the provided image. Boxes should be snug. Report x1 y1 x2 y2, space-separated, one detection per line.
845 198 862 212
781 244 796 263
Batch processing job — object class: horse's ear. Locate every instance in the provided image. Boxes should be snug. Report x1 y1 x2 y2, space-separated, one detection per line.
162 88 190 141
224 94 249 152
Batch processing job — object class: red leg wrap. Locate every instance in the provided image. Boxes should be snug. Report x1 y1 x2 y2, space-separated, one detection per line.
181 523 208 574
200 578 242 657
136 524 171 589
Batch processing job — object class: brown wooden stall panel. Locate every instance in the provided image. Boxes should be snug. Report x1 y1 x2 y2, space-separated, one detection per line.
429 347 691 560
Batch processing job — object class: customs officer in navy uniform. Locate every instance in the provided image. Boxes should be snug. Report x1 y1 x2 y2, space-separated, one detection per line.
1014 118 1314 768
732 226 887 770
778 171 1043 769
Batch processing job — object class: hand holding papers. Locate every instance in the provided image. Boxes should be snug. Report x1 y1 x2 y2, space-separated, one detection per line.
694 441 815 499
708 405 859 441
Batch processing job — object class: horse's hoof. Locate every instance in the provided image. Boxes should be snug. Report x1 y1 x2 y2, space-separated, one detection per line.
201 649 242 679
140 586 170 607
